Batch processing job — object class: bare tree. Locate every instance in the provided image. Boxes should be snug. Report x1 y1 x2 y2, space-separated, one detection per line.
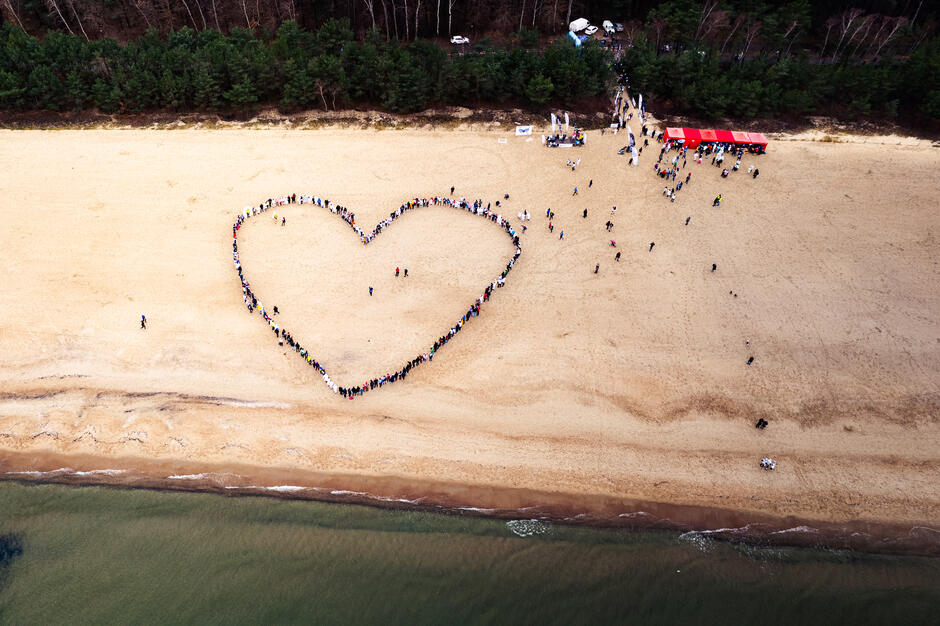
532 0 543 28
210 0 220 29
720 13 745 55
180 0 199 29
871 16 908 58
44 0 76 36
651 18 666 52
1 0 26 30
381 0 390 39
740 17 761 61
363 0 377 31
436 0 440 35
519 0 526 32
565 0 572 28
848 13 877 58
193 0 207 28
695 0 719 43
241 0 251 28
822 17 836 58
831 8 864 61
447 0 457 35
404 0 409 39
415 0 421 37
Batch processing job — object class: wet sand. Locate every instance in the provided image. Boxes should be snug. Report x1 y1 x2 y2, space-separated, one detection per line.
0 125 938 547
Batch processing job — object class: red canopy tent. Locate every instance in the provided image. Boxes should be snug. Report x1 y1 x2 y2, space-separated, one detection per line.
662 127 768 151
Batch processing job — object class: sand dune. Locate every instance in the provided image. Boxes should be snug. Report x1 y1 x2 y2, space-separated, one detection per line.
0 123 937 534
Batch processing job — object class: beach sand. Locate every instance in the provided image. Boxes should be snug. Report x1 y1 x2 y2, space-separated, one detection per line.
0 125 937 538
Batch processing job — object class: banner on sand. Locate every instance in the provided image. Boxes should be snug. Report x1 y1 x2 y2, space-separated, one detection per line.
515 125 533 136
550 113 557 134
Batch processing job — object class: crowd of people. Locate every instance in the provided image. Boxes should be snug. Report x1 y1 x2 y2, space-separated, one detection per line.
231 193 522 399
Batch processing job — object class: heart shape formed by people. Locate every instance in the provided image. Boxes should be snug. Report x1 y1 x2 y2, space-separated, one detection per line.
232 194 522 399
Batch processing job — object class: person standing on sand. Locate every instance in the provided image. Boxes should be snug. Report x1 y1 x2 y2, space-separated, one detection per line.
712 263 717 272
589 179 593 188
404 268 408 277
594 263 599 274
369 286 373 296
395 267 400 277
140 315 146 330
559 230 565 239
573 187 579 195
753 168 760 179
583 209 588 218
451 186 455 194
615 251 621 261
649 242 655 251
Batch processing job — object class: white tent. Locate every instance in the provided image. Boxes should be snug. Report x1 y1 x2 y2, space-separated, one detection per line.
569 18 589 32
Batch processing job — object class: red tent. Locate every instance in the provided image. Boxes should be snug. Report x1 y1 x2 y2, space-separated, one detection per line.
662 127 768 151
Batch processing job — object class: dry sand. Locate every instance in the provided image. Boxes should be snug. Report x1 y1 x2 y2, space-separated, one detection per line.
0 122 938 540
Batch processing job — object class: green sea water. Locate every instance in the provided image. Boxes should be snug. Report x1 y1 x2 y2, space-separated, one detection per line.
0 481 937 625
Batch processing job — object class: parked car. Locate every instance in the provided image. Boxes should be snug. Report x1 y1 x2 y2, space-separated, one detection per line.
614 22 624 32
584 25 598 35
602 20 615 35
450 35 469 45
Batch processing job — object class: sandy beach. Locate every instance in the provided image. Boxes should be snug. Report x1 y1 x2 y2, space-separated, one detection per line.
0 123 938 543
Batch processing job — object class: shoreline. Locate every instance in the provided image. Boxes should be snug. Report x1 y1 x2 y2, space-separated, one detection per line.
1 128 937 563
2 451 937 557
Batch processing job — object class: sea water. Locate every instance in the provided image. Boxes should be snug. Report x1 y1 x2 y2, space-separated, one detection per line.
0 481 937 624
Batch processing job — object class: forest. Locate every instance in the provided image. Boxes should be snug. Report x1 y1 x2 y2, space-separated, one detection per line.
0 1 936 125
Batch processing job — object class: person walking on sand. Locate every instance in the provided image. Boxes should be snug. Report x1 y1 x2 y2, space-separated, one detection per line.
594 263 600 274
583 209 588 218
395 267 400 277
752 168 760 179
573 187 579 195
589 179 593 188
649 242 655 251
559 231 565 239
273 306 279 315
615 251 621 262
712 263 717 272
404 268 408 277
281 217 286 226
369 286 373 296
685 216 691 225
140 314 146 330
450 186 455 195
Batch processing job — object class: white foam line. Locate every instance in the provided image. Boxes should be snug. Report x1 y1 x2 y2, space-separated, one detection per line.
5 468 72 477
167 473 209 480
72 469 127 477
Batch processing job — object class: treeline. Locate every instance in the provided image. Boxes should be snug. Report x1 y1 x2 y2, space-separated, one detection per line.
616 34 940 124
612 0 939 125
0 21 612 113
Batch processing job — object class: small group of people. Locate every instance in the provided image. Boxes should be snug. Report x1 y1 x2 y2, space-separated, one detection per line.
231 192 523 399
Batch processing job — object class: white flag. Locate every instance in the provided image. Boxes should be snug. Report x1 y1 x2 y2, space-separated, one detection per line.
551 113 557 134
564 112 569 133
631 147 639 166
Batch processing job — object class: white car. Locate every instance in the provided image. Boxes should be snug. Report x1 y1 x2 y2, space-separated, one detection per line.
614 22 624 32
602 20 615 35
584 25 598 35
450 36 469 45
